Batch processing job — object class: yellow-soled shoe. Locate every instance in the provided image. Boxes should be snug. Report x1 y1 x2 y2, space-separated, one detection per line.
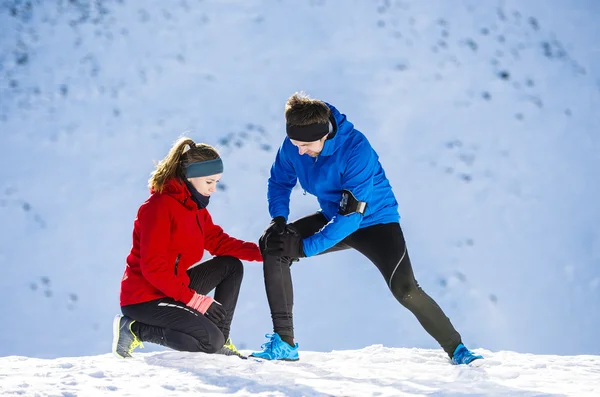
112 315 144 358
216 337 246 359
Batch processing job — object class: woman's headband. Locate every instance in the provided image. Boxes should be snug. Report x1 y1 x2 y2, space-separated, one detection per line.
184 158 224 178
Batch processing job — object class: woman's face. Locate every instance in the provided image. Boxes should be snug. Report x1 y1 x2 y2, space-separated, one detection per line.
187 173 222 196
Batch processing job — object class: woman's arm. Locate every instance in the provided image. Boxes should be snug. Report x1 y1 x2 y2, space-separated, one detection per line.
202 210 262 261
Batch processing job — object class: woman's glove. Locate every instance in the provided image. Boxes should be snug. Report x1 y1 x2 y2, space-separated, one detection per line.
187 292 227 323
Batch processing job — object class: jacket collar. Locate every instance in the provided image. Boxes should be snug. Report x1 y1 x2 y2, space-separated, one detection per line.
152 178 197 211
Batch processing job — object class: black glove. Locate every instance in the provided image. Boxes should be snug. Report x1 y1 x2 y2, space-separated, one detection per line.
259 216 287 252
264 225 306 258
205 300 227 324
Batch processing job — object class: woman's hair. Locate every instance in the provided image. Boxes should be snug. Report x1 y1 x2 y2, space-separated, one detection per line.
148 137 219 193
285 92 331 126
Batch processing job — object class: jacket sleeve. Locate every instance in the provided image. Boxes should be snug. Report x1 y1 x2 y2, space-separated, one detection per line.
267 139 297 221
203 210 263 261
138 197 195 303
302 139 376 257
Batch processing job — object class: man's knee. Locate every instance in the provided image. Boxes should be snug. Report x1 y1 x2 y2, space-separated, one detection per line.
263 255 292 269
385 246 418 303
390 278 419 304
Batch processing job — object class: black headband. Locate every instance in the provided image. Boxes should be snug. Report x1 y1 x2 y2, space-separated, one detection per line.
286 122 329 142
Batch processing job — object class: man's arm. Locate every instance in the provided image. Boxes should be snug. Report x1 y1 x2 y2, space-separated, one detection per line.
267 140 297 221
302 140 376 256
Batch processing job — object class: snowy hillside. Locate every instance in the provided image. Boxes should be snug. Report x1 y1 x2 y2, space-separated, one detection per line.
1 347 599 396
0 0 599 359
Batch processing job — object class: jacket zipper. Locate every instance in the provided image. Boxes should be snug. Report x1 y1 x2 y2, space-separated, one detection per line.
174 254 181 275
303 155 320 195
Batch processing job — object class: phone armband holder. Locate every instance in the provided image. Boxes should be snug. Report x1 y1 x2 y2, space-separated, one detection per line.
338 189 367 216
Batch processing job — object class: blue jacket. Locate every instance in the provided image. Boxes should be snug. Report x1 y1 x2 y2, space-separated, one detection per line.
268 103 400 257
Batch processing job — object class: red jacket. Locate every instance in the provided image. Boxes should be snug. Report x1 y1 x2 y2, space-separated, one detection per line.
120 178 262 306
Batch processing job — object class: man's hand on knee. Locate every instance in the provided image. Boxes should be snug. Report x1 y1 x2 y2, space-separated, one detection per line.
259 216 287 252
264 225 306 259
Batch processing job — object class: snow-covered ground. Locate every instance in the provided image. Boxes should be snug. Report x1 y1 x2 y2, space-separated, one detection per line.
1 0 599 367
2 347 599 396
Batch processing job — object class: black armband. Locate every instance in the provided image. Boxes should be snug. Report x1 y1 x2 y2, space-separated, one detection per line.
338 189 367 216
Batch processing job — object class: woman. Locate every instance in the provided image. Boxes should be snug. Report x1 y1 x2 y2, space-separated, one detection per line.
112 137 262 359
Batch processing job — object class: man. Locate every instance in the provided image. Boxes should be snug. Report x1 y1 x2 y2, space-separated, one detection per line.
251 92 482 365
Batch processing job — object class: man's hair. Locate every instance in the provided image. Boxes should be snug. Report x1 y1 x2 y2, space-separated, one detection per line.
285 92 330 126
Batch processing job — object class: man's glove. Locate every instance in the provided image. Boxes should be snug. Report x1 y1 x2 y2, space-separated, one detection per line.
264 225 306 258
259 216 287 252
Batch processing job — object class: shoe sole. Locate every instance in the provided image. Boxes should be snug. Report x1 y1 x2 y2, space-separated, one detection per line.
112 315 129 359
249 355 299 362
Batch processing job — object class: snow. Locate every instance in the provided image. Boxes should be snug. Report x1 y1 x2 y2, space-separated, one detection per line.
2 347 599 396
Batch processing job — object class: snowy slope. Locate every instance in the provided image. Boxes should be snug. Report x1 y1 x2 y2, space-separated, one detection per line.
1 347 599 397
0 0 599 359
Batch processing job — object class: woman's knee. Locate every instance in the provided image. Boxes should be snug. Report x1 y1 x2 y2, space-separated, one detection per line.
203 327 225 354
218 256 244 277
188 325 225 354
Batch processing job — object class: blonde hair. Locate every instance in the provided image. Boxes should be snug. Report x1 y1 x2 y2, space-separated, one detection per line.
148 137 219 193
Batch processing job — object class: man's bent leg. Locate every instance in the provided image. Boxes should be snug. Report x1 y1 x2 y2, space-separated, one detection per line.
263 254 295 340
263 212 335 341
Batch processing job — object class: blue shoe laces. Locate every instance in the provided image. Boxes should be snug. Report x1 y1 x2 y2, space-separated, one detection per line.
260 334 275 352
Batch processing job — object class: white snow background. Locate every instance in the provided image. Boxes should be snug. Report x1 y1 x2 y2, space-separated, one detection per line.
0 0 599 395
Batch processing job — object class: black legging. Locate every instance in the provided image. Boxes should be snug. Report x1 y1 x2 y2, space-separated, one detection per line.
263 213 462 356
121 255 243 353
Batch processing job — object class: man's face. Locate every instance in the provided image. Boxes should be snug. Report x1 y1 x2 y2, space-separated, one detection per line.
290 136 327 157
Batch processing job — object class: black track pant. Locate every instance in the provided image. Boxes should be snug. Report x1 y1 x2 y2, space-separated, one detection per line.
263 213 462 356
121 256 243 353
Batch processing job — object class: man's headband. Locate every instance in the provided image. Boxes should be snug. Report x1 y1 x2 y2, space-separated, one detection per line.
184 158 224 178
286 121 332 142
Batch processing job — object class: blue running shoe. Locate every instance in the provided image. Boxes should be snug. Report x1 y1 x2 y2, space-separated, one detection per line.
250 333 299 361
451 343 483 365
